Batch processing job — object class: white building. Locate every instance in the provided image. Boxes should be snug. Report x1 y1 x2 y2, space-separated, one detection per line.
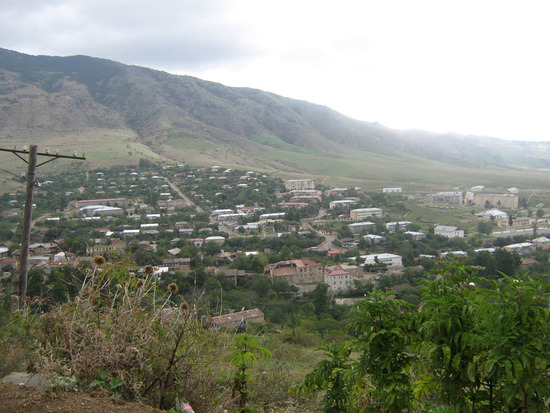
383 187 402 193
329 199 357 209
434 225 465 238
205 236 226 245
324 265 352 292
354 253 403 268
285 179 315 191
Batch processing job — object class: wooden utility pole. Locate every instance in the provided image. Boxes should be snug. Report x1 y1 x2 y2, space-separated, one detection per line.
16 144 37 310
0 145 85 310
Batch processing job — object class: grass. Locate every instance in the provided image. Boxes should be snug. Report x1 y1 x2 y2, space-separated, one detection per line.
3 124 550 195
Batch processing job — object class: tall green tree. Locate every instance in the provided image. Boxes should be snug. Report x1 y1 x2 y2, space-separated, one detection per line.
348 290 414 411
229 334 271 412
297 342 354 412
474 274 550 412
417 261 483 411
312 283 329 319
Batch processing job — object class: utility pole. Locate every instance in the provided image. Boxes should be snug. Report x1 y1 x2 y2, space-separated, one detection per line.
0 145 85 310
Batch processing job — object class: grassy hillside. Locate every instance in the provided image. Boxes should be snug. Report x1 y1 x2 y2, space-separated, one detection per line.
1 47 550 190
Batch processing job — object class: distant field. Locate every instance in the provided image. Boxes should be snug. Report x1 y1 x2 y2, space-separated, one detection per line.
2 128 550 196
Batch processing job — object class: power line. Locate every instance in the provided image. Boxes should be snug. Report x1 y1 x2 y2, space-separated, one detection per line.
0 145 86 311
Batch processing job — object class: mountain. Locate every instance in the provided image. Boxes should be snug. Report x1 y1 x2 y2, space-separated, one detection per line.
1 47 550 188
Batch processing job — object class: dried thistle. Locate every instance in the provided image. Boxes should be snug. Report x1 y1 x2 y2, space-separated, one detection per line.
167 283 178 294
180 301 190 313
93 255 106 266
136 279 144 289
144 265 154 275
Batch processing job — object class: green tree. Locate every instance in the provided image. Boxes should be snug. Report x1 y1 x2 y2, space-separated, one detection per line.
478 220 493 235
297 342 354 412
348 291 414 411
417 261 483 411
204 241 222 257
474 274 550 412
312 283 329 319
229 334 271 412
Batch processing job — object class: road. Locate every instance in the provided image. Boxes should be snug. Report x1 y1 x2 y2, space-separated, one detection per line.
164 177 203 213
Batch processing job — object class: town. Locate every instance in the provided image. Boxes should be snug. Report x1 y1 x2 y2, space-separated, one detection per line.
1 161 549 321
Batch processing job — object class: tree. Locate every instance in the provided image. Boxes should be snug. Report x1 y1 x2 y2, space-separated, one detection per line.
478 220 493 235
312 283 329 319
417 261 483 411
204 241 222 257
494 249 521 276
296 342 354 412
348 290 414 411
474 274 550 412
229 334 271 412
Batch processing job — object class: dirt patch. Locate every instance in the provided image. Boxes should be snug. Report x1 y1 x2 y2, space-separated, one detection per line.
0 383 164 413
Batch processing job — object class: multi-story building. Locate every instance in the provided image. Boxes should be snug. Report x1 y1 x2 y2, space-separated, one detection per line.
86 239 127 257
285 179 315 191
324 265 352 292
349 208 383 221
426 192 463 205
470 193 519 209
348 222 376 234
264 259 324 284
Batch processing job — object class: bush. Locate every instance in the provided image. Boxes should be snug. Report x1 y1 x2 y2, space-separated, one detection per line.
9 260 220 411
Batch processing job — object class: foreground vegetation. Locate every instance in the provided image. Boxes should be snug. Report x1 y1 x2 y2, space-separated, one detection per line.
1 259 550 412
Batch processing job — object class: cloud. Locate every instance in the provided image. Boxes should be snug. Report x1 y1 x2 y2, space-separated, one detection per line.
0 0 260 70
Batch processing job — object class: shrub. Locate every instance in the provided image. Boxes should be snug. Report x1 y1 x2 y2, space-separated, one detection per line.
22 260 219 410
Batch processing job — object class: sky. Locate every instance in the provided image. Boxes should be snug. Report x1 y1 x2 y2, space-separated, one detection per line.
1 0 549 141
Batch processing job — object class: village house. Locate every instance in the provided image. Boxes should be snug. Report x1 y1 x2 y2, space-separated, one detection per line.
264 259 324 284
324 265 352 292
162 257 191 273
533 237 550 250
28 242 59 256
86 239 127 257
210 308 265 331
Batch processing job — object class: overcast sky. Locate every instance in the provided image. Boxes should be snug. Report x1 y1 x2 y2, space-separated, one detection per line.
1 0 549 141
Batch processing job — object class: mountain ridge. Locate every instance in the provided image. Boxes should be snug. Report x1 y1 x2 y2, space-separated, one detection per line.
1 47 549 188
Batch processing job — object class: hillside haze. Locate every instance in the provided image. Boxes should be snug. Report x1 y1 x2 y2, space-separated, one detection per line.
1 47 550 189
